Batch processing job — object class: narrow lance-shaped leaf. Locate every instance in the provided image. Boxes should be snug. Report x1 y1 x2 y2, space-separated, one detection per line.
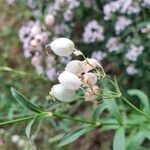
113 126 125 150
104 99 122 124
11 87 43 113
127 89 150 113
93 102 108 122
59 125 93 147
25 115 38 138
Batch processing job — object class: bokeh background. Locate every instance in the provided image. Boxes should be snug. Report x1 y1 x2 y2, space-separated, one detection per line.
0 0 150 149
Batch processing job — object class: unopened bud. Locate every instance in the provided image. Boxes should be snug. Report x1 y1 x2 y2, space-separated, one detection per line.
45 14 55 27
58 71 82 90
50 84 76 102
65 60 83 76
48 38 75 56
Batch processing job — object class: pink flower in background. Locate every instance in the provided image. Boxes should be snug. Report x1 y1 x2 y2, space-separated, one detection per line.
106 37 122 52
125 45 144 61
83 20 104 43
126 64 138 75
91 51 107 62
115 16 132 35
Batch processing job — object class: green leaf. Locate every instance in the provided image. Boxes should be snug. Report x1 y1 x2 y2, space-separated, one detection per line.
93 102 108 121
104 99 122 124
11 87 43 113
59 125 93 147
113 127 125 150
127 89 149 113
25 115 37 138
126 131 145 150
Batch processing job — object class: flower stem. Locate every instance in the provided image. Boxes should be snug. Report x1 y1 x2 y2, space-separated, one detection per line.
53 113 96 125
0 115 35 126
122 96 150 119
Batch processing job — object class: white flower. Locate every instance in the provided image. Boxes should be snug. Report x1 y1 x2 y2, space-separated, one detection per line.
83 72 97 86
58 71 82 90
31 25 41 36
11 135 20 144
50 84 76 102
82 58 98 73
45 14 55 27
65 60 83 76
49 38 75 56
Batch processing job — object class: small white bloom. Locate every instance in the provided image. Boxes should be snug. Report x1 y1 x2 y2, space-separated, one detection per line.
50 84 76 102
65 60 83 76
83 72 97 86
31 25 41 36
82 58 98 73
49 38 75 56
58 71 82 90
11 135 20 144
45 14 55 27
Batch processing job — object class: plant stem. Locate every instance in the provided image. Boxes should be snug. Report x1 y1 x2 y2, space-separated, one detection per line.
0 115 35 126
122 96 150 119
53 113 96 125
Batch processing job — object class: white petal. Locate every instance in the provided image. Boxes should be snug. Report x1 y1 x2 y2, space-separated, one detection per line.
58 71 81 90
50 84 76 102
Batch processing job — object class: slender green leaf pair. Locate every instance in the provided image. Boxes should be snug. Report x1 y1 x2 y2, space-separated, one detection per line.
59 125 94 147
11 87 43 113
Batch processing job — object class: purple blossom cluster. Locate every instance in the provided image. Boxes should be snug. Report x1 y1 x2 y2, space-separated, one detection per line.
103 0 141 20
6 0 149 79
125 45 144 62
83 20 104 43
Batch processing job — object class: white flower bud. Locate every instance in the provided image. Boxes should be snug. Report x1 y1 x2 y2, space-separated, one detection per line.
84 92 97 101
65 60 83 76
31 25 41 36
82 58 98 73
45 14 55 27
58 71 82 90
73 50 83 56
50 84 76 102
49 38 75 56
83 72 97 85
11 135 20 144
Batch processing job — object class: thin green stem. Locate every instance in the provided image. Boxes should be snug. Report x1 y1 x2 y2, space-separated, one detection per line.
53 113 96 125
122 96 150 120
0 115 35 126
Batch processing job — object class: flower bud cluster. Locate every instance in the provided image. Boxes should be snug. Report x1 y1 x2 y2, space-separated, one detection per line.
49 38 101 102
